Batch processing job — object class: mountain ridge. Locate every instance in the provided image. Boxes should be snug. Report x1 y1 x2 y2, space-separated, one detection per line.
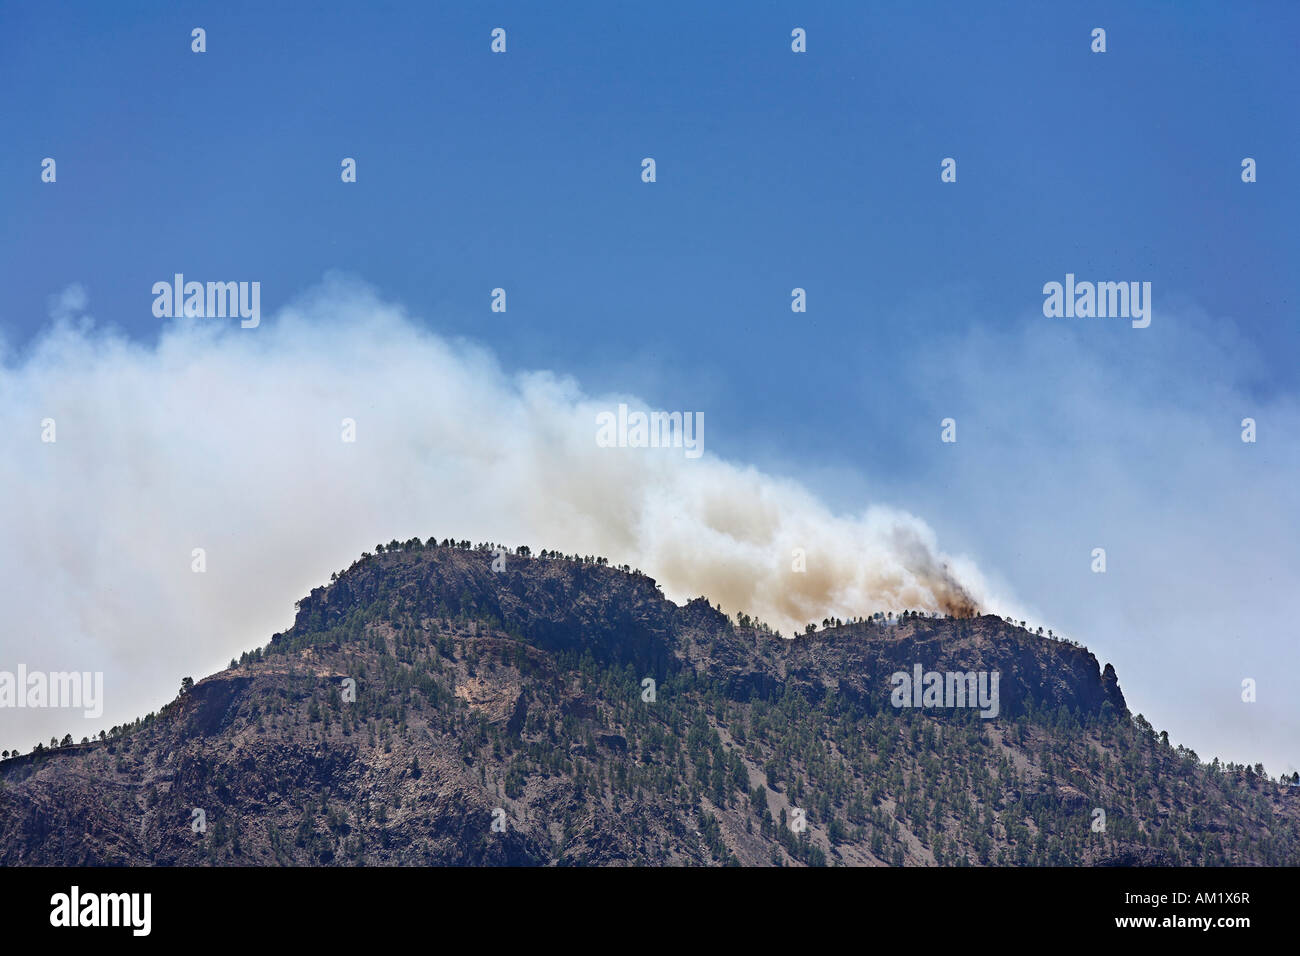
1 539 1295 866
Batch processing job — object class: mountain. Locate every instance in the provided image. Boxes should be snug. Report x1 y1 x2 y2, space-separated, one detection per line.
2 539 1296 866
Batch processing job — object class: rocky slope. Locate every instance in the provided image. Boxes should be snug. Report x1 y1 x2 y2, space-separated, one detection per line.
1 540 1296 865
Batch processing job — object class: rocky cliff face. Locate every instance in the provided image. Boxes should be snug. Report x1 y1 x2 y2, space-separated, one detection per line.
1 542 1295 866
291 545 1127 723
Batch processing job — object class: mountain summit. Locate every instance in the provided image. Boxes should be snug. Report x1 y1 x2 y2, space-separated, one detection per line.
1 540 1295 865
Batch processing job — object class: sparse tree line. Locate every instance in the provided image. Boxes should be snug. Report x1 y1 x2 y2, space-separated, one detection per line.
327 537 647 582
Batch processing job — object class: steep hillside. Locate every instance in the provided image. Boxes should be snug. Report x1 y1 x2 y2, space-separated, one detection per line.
1 540 1296 866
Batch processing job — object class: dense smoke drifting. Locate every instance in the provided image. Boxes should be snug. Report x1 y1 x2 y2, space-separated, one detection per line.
0 278 1000 744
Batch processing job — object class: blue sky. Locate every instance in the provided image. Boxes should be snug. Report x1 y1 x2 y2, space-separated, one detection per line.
5 1 1296 412
2 2 1298 771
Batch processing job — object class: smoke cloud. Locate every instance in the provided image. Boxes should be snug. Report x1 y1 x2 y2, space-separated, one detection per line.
0 276 1002 746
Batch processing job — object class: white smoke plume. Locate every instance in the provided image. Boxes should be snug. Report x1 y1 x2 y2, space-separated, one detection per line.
0 277 1003 746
